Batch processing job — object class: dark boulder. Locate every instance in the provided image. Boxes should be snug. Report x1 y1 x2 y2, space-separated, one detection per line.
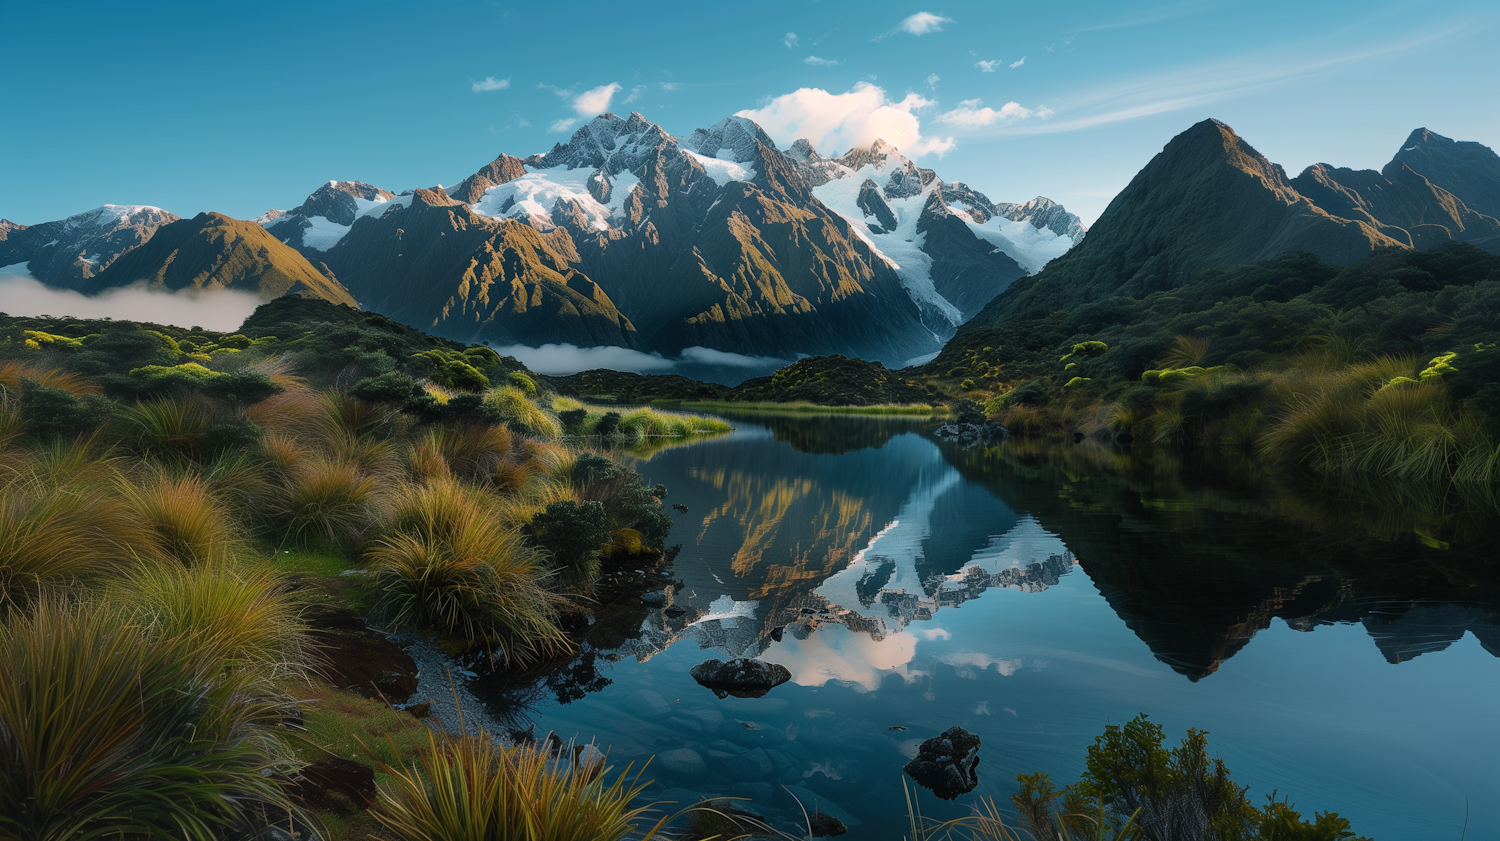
689 658 793 699
903 726 981 800
810 812 850 836
933 421 1009 445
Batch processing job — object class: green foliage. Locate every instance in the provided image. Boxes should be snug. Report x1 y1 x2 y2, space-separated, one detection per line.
1061 341 1110 362
730 354 933 406
17 379 116 439
486 385 562 440
414 349 491 391
508 370 538 396
571 454 672 551
527 500 610 582
1418 351 1458 382
559 408 588 431
1009 714 1371 841
351 371 422 403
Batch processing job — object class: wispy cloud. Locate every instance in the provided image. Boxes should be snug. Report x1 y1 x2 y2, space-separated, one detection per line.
735 82 953 158
571 82 621 116
974 59 1000 72
981 21 1470 138
804 55 838 66
516 115 531 128
926 73 940 89
898 12 953 36
471 76 510 92
1010 56 1025 68
784 31 799 48
623 84 646 104
488 342 786 378
659 81 682 91
936 98 1049 129
549 117 578 133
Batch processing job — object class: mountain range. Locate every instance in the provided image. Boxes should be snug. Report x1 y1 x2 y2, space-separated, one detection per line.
961 119 1500 332
1 112 1084 367
6 115 1497 371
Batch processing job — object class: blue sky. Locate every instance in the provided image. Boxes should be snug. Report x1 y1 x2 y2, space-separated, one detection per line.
2 0 1497 227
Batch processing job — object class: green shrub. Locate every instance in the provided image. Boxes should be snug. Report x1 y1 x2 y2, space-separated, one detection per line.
571 454 672 550
527 499 610 582
351 371 422 403
594 411 621 436
508 371 538 396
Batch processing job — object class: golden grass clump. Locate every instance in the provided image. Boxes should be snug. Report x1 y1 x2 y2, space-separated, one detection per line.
116 470 241 566
110 558 310 680
371 729 678 841
0 599 297 840
0 466 144 610
0 359 100 397
268 455 385 550
369 478 568 663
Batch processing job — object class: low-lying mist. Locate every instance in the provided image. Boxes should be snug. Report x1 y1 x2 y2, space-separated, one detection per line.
0 270 262 332
490 342 790 386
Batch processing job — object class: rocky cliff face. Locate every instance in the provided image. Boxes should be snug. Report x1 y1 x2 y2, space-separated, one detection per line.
963 118 1500 332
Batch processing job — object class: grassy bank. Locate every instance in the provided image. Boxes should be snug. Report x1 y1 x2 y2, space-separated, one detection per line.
658 399 945 416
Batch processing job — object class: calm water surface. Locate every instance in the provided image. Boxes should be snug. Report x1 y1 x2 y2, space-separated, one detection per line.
474 414 1500 839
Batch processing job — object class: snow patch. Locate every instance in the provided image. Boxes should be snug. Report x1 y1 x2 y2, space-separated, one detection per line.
959 212 1072 275
469 166 639 231
681 150 757 187
300 216 351 251
811 162 962 327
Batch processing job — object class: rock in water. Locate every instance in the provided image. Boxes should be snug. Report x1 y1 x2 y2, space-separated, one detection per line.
810 812 850 837
689 658 793 699
903 726 981 800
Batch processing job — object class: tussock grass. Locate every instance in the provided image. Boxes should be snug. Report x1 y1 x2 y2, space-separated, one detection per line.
116 470 241 566
269 455 385 550
371 729 680 841
0 599 297 840
0 359 99 396
124 398 219 459
369 479 568 663
487 385 562 440
111 559 310 680
0 468 143 609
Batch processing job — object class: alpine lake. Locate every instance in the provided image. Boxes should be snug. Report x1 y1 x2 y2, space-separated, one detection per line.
467 412 1500 840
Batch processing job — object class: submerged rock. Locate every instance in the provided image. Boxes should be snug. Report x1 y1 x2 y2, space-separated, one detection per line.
690 658 792 699
810 812 850 837
903 726 981 800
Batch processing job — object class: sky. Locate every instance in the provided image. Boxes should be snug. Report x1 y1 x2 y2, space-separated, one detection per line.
2 0 1498 228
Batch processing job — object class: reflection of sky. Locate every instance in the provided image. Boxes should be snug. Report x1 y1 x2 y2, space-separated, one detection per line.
762 624 923 692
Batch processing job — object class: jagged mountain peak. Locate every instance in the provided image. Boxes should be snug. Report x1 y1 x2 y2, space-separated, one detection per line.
526 112 676 175
0 203 181 290
680 116 777 164
287 181 396 227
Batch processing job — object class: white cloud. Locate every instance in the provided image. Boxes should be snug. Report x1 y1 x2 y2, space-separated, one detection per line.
735 82 955 158
784 31 799 48
471 76 511 92
571 82 620 116
939 652 1024 676
898 12 953 36
549 118 578 133
0 272 261 332
804 55 838 66
623 84 646 104
936 98 1047 129
974 59 1000 72
516 116 532 128
1011 56 1026 68
926 73 940 89
659 82 681 91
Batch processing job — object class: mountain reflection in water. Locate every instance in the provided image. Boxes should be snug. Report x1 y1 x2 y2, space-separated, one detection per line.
470 414 1500 839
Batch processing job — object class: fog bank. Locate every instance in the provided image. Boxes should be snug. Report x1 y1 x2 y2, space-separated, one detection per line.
0 267 261 332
